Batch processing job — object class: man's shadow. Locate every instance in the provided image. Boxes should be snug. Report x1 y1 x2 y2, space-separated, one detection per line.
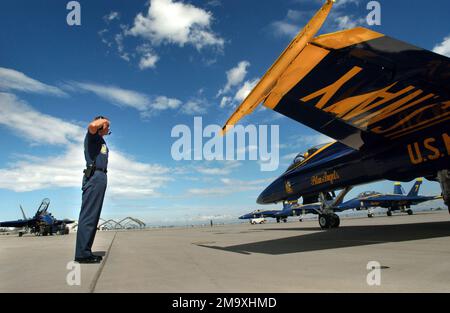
197 220 450 255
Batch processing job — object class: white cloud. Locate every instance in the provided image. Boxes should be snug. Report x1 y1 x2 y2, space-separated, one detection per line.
137 44 159 70
195 162 241 175
180 100 206 115
0 67 67 97
71 82 151 111
220 96 231 108
333 14 364 30
271 20 300 38
139 52 159 69
104 11 120 23
271 2 364 39
187 178 271 197
218 61 250 96
68 82 184 118
206 0 222 7
127 0 224 51
218 74 259 109
0 143 171 198
149 95 182 111
115 33 130 61
234 78 259 102
270 10 309 37
334 0 360 7
433 35 450 57
0 94 172 198
0 93 84 145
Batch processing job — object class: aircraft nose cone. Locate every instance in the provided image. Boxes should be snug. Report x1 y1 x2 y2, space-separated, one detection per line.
257 177 286 204
256 192 268 205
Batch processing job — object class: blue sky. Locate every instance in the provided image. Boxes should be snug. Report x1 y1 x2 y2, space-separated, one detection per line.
0 0 448 225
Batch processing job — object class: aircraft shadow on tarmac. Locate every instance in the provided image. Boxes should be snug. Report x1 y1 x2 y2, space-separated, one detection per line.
197 221 450 255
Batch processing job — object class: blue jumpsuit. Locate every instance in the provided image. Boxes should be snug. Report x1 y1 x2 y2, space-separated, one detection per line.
75 132 109 259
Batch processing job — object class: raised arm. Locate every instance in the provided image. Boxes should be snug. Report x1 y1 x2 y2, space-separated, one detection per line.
88 118 109 135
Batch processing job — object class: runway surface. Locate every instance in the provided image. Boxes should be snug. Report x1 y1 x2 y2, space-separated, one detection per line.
1 210 449 292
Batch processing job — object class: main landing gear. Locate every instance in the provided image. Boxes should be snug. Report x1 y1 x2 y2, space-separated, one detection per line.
318 213 340 229
316 186 352 230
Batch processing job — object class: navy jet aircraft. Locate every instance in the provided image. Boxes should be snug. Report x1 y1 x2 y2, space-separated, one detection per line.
337 179 443 217
239 209 282 223
0 198 74 237
241 188 352 225
222 0 450 229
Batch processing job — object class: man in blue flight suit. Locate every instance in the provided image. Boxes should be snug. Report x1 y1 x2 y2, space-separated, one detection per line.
75 116 110 264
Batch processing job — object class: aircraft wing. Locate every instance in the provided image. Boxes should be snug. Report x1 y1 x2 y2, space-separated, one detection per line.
55 219 75 225
0 219 33 228
222 26 450 150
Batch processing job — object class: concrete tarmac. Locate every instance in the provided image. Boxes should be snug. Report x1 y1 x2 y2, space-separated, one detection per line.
1 211 449 292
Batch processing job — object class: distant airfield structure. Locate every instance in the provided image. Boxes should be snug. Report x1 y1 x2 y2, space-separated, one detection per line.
70 217 146 232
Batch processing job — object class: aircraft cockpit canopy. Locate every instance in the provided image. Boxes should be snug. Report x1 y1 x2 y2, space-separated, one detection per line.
290 143 331 166
358 191 381 198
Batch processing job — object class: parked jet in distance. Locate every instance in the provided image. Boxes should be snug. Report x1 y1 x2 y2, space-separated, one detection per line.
0 198 75 237
222 0 450 229
337 179 442 217
239 209 283 223
241 188 352 226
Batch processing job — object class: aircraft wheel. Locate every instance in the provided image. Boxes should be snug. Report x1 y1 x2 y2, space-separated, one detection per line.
318 214 330 229
331 214 340 228
368 213 374 218
18 232 23 237
282 218 287 223
407 209 413 215
387 210 392 217
276 218 280 223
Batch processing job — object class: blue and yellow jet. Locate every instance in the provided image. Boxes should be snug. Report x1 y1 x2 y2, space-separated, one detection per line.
337 179 443 217
0 198 74 237
223 0 450 229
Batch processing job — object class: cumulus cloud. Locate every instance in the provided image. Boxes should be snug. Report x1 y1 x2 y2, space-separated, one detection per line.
180 99 206 115
137 44 159 70
271 1 364 38
217 61 259 109
433 35 450 57
139 52 159 69
0 94 172 198
217 61 250 96
127 0 224 50
0 67 67 97
270 10 310 37
99 0 225 69
233 78 259 103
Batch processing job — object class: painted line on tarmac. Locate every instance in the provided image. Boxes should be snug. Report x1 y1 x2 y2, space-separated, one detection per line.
89 231 117 293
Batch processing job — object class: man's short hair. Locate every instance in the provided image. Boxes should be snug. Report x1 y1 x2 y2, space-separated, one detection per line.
94 115 108 121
